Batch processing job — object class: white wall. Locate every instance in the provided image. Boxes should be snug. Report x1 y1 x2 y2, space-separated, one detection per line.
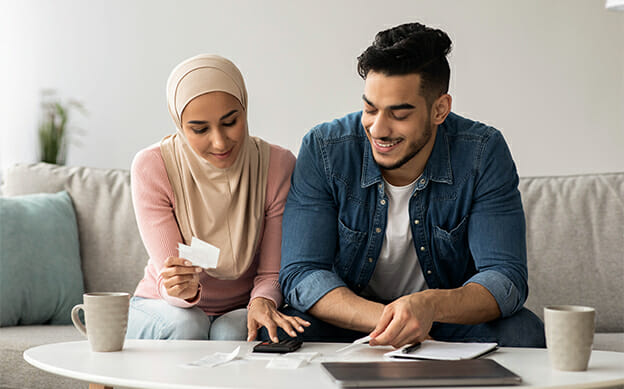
1 0 623 177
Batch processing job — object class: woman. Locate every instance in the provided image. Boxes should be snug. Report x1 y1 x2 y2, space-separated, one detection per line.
126 54 308 341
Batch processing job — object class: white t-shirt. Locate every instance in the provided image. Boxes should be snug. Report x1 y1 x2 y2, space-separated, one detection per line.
362 177 428 301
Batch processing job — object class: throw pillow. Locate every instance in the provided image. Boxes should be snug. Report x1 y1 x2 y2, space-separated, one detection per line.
0 191 84 326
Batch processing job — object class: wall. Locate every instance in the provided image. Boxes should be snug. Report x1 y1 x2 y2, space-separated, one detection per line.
1 0 623 178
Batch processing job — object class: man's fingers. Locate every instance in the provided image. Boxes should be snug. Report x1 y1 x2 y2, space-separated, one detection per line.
369 308 394 342
293 316 311 327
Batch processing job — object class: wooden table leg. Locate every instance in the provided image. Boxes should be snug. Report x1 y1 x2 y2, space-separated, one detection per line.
89 384 113 389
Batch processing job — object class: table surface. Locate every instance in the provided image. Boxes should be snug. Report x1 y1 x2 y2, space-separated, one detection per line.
24 340 624 389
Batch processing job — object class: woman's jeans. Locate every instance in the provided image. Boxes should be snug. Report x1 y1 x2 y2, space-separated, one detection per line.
126 297 248 340
259 306 546 347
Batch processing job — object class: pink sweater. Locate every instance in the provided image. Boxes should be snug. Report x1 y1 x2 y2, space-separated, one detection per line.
131 142 295 315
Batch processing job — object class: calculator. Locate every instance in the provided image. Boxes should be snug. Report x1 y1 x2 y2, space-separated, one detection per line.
252 338 303 353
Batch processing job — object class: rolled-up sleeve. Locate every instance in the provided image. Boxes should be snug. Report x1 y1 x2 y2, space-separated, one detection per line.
279 130 346 311
464 130 528 317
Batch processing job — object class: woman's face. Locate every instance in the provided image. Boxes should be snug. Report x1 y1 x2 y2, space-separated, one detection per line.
180 91 247 169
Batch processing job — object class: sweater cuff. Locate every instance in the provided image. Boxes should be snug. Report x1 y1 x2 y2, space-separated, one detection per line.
249 279 283 310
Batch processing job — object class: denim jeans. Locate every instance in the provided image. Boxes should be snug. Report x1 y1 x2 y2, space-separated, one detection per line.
258 306 545 347
126 296 248 340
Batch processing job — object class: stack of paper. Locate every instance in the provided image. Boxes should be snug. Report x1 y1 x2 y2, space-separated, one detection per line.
178 237 220 269
385 340 498 360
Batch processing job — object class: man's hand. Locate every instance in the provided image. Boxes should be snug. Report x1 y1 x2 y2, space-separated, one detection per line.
368 292 435 348
160 256 203 301
246 297 310 342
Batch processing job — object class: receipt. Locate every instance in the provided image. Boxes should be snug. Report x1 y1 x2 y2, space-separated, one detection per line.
265 352 320 369
335 335 372 353
178 237 220 269
183 346 241 368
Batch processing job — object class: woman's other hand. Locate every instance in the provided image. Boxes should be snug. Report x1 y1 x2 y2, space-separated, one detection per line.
246 297 310 342
161 256 203 301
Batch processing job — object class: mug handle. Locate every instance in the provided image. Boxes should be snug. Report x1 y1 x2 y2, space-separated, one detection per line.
71 304 87 337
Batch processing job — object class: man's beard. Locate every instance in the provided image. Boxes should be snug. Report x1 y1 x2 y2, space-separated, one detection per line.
376 119 434 171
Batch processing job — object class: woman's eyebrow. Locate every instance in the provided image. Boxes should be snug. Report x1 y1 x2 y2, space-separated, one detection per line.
220 110 238 120
186 109 238 125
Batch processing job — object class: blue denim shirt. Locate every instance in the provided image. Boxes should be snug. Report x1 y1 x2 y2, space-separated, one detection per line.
280 111 527 318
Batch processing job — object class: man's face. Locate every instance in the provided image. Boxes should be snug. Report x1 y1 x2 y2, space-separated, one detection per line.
361 72 436 179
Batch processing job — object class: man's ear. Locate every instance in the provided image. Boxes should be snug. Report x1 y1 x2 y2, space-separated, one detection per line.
431 94 452 125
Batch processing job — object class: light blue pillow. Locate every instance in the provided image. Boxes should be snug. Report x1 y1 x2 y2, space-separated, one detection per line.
0 191 84 326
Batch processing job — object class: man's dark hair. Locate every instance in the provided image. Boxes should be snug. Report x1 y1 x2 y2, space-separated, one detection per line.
357 22 452 106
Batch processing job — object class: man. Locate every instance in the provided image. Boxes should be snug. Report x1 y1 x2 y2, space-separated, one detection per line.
278 22 545 348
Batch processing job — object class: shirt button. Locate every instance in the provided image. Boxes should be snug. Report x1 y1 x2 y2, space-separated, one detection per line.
414 219 420 225
375 227 381 233
380 199 386 205
420 246 426 252
378 184 382 189
420 178 426 184
368 257 373 263
427 270 432 275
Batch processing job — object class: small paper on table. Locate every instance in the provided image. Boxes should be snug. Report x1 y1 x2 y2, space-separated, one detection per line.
183 346 241 368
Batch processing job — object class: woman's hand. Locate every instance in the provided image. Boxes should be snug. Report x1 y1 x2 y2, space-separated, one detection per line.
160 256 203 301
247 297 311 342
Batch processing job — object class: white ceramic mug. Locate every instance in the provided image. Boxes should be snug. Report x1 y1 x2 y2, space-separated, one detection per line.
71 292 130 352
544 305 595 371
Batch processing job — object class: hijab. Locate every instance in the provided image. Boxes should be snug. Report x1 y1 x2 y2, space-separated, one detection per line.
160 54 270 280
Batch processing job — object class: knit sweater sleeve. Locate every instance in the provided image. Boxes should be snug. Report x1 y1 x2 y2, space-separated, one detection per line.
131 144 199 308
248 145 296 308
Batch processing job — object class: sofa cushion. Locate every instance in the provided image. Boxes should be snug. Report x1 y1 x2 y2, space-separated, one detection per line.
1 163 148 294
520 173 624 333
0 191 84 326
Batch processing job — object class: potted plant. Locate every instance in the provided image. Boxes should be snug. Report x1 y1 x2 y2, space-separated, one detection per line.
38 90 85 165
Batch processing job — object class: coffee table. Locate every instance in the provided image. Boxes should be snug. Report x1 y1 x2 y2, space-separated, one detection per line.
24 340 624 389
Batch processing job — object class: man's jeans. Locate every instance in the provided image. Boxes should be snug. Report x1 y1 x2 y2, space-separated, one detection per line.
259 306 546 347
126 296 248 340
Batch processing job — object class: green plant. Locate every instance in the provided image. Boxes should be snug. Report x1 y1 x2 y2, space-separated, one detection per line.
38 90 85 165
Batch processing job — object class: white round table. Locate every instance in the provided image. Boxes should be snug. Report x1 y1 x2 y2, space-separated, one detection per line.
24 340 624 389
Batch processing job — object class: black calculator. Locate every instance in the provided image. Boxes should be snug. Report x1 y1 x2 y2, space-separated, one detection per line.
252 338 303 353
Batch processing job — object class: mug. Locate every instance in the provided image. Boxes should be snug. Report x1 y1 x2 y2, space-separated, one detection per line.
544 305 595 371
71 292 130 352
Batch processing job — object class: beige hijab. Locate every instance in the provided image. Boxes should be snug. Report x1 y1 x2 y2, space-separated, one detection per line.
160 54 270 280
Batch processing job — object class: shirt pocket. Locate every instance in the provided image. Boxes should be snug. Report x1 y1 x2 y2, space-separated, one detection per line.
336 218 367 275
432 215 472 285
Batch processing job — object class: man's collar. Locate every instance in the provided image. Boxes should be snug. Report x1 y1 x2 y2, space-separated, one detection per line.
360 119 453 188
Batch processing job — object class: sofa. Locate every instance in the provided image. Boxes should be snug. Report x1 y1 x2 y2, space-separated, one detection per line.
0 162 622 389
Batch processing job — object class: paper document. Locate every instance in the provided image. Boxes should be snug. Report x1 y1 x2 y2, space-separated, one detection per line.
385 340 498 361
178 237 220 269
183 346 241 368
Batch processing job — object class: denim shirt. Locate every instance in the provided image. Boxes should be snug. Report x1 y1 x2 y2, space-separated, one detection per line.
280 111 527 318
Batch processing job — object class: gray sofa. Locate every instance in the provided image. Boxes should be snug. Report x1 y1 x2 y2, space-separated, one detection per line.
1 163 623 389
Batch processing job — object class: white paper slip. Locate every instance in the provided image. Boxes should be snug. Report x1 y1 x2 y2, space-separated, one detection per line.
178 237 220 269
183 346 241 368
266 357 306 369
385 340 498 361
335 335 372 353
